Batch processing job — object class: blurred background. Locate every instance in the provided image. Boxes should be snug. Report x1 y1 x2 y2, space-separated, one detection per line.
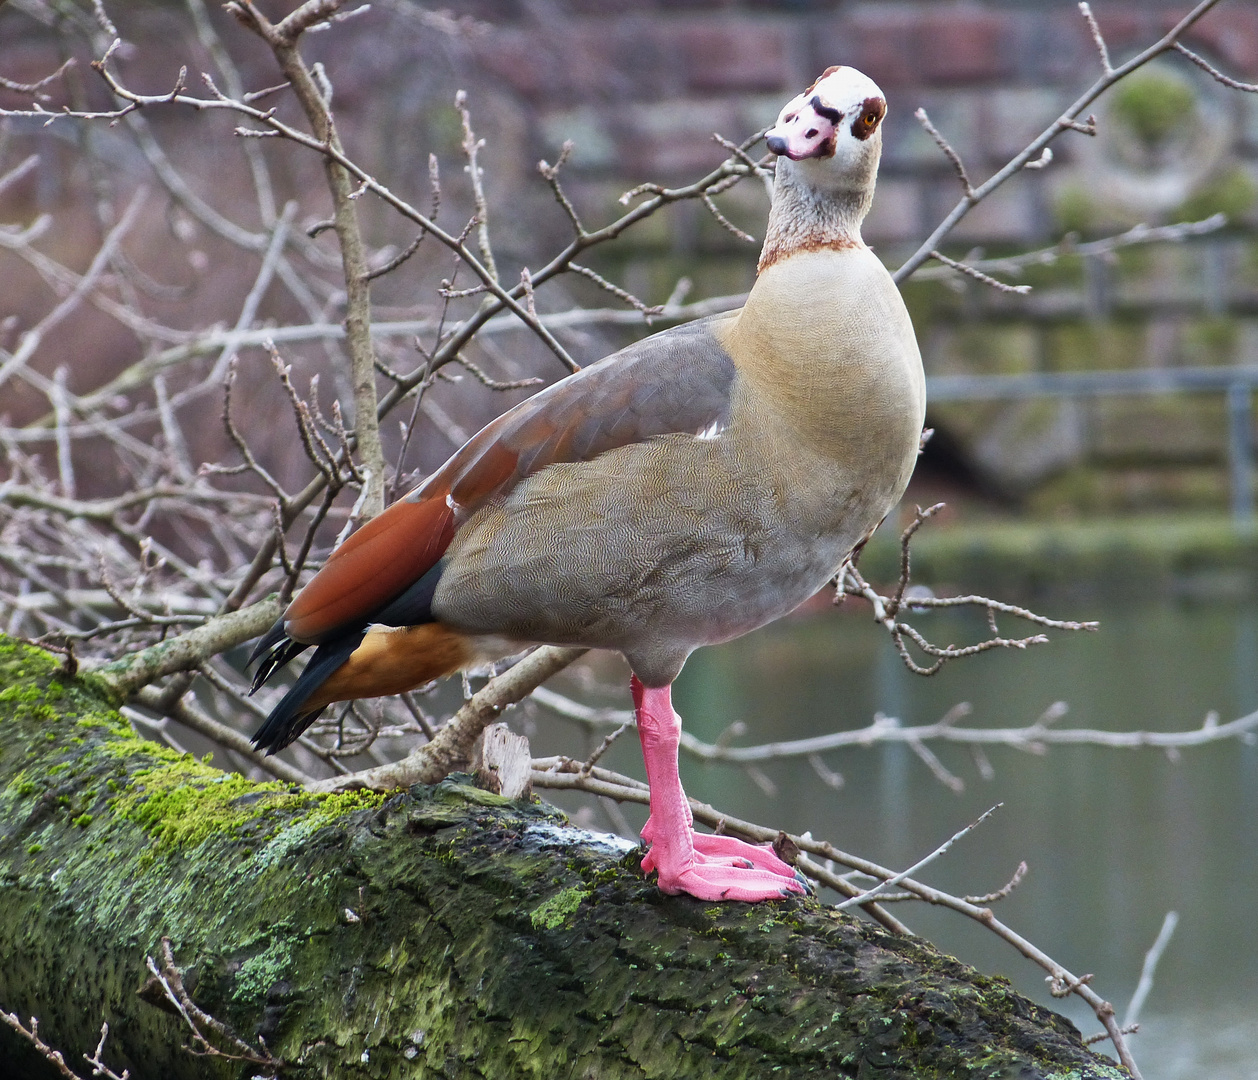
3 0 1258 1075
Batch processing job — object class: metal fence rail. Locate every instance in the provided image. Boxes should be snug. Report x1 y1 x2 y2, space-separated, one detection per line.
925 367 1258 521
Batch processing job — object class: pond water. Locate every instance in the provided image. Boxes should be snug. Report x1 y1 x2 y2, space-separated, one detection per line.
536 594 1258 1078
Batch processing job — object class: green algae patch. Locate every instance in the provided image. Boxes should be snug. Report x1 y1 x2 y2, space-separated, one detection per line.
530 885 592 931
232 937 299 1006
114 757 386 853
113 764 292 850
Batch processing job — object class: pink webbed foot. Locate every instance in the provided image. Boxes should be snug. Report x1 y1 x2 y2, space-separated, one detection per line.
640 818 799 876
631 676 805 902
639 819 806 902
690 832 801 877
645 844 806 902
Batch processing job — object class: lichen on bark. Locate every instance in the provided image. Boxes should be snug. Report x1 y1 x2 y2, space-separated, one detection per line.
0 637 1127 1078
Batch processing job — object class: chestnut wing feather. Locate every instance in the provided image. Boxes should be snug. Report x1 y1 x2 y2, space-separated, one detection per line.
282 314 738 643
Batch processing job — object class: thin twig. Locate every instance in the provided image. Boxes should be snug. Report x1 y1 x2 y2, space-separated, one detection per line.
965 861 1027 905
1172 42 1258 92
455 89 497 282
834 805 1001 910
929 250 1031 295
1123 910 1179 1029
1078 3 1114 75
914 108 973 196
0 58 77 99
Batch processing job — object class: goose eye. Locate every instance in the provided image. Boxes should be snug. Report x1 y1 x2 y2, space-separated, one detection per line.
864 112 879 126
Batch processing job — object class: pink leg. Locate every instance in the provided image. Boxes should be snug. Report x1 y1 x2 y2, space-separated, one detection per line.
631 676 804 902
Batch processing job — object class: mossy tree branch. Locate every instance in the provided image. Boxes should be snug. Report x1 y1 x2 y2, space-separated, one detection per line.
87 597 282 703
0 637 1128 1080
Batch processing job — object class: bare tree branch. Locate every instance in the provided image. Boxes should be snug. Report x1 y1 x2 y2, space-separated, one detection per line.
894 0 1225 283
307 646 587 793
88 598 282 701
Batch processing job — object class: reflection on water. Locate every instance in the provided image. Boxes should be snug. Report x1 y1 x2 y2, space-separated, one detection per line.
1136 1004 1258 1080
537 596 1258 1077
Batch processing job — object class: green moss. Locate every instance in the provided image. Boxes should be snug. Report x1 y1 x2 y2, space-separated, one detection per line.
0 637 60 675
304 787 386 826
1054 184 1097 235
1178 166 1256 223
530 886 591 931
0 685 43 706
74 711 132 736
233 938 297 1006
9 773 38 798
26 843 41 855
1112 68 1196 146
112 751 386 855
113 762 293 851
72 813 92 828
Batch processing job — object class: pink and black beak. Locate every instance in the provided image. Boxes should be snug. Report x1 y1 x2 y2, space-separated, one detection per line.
765 94 842 161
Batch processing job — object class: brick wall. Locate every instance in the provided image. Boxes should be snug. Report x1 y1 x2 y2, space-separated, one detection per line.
455 0 1258 509
464 1 1258 242
5 0 1258 511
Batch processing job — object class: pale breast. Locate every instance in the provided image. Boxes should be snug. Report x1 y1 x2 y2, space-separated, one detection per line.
433 251 925 683
719 246 926 531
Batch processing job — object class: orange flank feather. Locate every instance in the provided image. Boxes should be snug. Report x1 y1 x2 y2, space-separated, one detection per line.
284 490 456 643
295 623 474 715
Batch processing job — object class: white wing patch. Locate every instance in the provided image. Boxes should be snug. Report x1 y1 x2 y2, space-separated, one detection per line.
695 419 726 441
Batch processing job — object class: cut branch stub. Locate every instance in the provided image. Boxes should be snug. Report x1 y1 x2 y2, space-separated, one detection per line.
473 722 532 799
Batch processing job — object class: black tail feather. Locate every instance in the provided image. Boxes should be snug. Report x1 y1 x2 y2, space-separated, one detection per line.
247 560 448 753
249 635 310 696
248 616 289 669
250 631 366 754
374 559 445 625
247 616 313 696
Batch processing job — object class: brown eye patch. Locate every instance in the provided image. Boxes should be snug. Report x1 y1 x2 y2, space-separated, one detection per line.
850 96 886 141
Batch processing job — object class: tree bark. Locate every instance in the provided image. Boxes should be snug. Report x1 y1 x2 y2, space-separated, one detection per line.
0 637 1127 1079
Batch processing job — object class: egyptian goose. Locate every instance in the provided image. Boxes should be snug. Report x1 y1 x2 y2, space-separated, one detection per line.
250 66 925 902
